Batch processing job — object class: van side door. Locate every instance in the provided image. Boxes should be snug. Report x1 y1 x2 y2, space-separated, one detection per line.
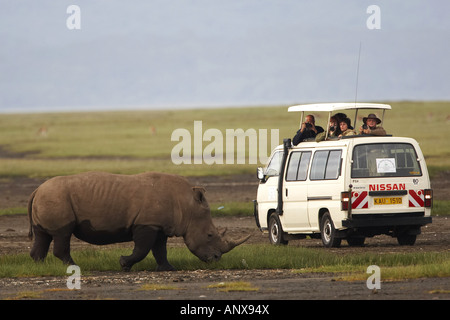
282 151 312 231
307 149 343 231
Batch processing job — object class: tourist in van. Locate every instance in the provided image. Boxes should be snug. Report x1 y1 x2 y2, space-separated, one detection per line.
359 114 386 136
333 113 352 132
338 118 356 138
293 114 324 145
315 116 338 141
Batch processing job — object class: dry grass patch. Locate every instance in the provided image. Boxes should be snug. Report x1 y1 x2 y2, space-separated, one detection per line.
5 290 43 300
207 281 258 292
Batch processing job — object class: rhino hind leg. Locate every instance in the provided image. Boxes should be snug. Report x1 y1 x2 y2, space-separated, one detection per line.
30 226 52 262
52 233 75 265
119 225 159 272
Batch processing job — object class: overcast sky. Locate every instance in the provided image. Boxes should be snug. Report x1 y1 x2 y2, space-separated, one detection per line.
1 0 449 112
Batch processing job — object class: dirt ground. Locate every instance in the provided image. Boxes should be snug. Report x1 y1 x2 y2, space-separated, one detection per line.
0 172 449 301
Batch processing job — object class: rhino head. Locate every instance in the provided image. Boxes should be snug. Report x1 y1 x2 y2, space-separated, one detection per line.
183 187 250 262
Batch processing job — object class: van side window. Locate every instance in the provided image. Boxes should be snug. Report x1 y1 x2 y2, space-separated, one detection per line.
286 152 301 181
297 152 312 180
310 150 342 180
325 150 342 179
286 151 312 181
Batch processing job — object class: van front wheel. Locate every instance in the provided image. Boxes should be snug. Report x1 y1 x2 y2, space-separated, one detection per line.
320 212 341 248
268 213 288 245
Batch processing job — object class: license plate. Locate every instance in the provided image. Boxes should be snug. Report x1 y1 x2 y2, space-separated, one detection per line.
374 197 402 205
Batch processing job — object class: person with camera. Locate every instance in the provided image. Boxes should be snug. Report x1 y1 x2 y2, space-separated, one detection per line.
359 113 386 136
293 114 324 145
315 116 338 142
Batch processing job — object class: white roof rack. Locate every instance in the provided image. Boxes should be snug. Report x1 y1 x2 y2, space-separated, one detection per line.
288 102 391 113
288 103 392 136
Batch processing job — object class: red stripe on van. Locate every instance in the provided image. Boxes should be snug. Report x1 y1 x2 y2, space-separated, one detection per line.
408 190 424 207
352 191 368 209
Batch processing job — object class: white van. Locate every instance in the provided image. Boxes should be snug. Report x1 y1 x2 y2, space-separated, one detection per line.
254 103 432 247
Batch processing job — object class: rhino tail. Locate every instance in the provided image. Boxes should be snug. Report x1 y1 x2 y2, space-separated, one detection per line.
27 189 38 241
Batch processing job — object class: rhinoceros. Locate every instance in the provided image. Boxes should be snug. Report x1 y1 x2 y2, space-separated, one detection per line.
28 171 250 271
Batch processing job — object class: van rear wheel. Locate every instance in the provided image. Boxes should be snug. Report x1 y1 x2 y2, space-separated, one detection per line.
320 212 341 248
268 213 288 245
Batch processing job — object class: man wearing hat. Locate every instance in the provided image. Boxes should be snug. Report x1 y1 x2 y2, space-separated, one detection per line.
359 113 386 136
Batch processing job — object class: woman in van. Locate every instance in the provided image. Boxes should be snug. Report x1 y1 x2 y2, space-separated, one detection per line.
338 118 356 138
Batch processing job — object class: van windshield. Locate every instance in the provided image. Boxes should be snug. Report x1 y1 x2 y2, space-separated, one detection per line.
351 143 422 178
265 151 282 176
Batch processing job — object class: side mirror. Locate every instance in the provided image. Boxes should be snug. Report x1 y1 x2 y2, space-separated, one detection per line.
257 167 265 181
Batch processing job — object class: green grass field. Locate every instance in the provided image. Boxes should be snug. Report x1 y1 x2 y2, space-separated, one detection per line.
0 101 449 178
1 245 448 280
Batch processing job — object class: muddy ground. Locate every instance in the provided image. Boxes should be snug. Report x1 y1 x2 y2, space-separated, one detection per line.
0 172 449 301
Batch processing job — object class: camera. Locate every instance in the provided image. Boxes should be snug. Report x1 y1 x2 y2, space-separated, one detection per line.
305 122 312 129
362 124 368 129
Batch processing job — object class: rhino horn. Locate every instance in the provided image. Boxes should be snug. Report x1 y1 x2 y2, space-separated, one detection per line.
221 234 251 253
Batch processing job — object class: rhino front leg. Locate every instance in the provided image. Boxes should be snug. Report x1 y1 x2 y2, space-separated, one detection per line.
152 231 176 271
119 225 157 271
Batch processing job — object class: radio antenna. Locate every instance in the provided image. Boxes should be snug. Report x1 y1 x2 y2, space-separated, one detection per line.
354 41 362 105
353 41 362 128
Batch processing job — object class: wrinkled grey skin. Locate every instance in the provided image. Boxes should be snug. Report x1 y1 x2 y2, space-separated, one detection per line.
28 172 250 271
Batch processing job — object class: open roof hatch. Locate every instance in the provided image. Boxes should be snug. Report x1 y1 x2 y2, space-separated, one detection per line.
288 102 392 140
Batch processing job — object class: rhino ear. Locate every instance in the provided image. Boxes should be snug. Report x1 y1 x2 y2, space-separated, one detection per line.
217 227 227 237
192 187 207 204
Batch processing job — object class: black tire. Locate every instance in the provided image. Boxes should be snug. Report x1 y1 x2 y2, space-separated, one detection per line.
346 236 365 247
268 213 288 245
320 212 341 248
397 234 416 246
